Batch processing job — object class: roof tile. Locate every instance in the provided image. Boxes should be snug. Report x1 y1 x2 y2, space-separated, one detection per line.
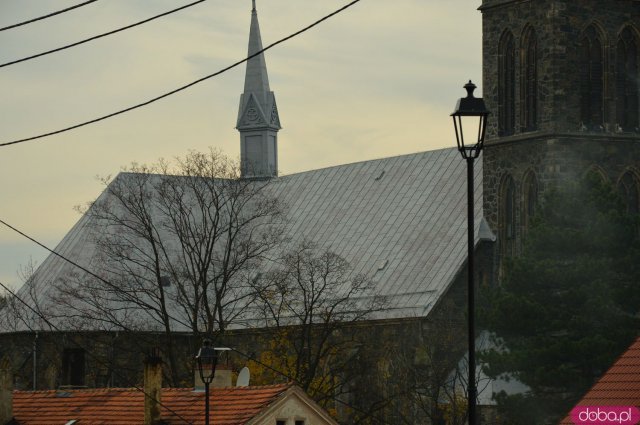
558 337 640 424
13 383 291 425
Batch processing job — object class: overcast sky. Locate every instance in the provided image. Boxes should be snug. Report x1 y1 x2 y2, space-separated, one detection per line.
0 0 482 289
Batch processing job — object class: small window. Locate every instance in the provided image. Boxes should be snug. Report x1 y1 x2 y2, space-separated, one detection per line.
505 181 516 240
61 348 85 387
499 31 516 136
522 171 539 229
499 175 517 263
276 421 286 425
295 421 305 425
616 27 639 131
580 25 604 129
521 27 538 132
618 171 640 214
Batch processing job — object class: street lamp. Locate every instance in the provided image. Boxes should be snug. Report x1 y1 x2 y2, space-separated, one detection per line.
451 80 490 425
196 339 219 425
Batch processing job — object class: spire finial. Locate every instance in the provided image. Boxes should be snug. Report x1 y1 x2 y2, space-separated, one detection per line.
252 0 256 11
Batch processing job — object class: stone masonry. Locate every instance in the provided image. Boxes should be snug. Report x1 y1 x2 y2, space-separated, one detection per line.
480 0 640 265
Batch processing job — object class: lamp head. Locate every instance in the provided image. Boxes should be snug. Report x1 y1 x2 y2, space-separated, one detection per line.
451 80 490 159
196 339 219 384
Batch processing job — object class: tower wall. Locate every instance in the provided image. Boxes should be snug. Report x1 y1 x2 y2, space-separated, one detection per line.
480 0 640 265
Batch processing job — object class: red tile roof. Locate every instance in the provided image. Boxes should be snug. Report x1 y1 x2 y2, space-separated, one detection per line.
12 383 292 425
559 337 640 424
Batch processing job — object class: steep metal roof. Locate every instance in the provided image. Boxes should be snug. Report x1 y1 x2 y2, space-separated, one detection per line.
269 147 485 319
9 148 488 330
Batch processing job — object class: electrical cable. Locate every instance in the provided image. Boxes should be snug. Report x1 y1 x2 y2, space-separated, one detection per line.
0 1 100 32
0 215 387 422
0 0 206 69
0 0 362 148
0 279 194 425
230 346 386 424
0 218 193 331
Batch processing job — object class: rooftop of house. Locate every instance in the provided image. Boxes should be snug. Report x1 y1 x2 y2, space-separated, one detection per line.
558 337 640 424
11 383 295 425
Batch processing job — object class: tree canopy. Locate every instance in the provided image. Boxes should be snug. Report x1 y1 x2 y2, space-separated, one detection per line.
481 172 640 423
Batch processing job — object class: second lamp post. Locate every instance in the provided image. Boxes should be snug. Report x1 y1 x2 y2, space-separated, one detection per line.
196 339 219 425
451 80 490 425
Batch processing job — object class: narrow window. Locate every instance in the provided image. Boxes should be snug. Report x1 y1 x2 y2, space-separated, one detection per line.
522 171 539 229
499 31 516 136
295 421 306 425
506 182 515 240
618 171 640 214
62 348 85 387
276 421 286 425
521 28 538 132
580 26 604 129
500 176 517 258
616 27 639 131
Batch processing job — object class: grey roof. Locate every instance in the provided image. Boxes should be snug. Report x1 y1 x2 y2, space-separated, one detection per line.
270 147 486 318
7 147 489 331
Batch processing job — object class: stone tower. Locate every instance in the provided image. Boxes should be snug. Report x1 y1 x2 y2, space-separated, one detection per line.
237 0 281 179
480 0 640 270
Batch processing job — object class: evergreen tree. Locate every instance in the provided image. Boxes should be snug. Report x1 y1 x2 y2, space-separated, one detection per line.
481 172 640 424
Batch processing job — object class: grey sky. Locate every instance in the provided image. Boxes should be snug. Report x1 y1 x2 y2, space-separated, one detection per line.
0 0 482 289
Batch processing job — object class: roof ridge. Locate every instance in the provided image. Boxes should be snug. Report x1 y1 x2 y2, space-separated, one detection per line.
279 147 458 178
14 382 293 394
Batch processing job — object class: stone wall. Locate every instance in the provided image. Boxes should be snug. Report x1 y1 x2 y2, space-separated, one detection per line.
481 0 640 139
480 0 640 271
0 266 474 424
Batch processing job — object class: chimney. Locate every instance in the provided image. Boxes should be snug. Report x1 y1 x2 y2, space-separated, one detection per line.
0 356 12 424
144 349 163 425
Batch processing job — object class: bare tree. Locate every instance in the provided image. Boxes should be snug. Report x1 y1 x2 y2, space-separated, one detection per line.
392 327 494 425
0 259 54 333
251 241 386 407
52 149 285 384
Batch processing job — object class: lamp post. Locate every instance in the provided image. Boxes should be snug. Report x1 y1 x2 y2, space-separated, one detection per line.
451 80 490 425
196 339 219 425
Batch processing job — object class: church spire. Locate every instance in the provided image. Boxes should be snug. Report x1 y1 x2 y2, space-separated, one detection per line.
243 0 270 96
237 0 281 179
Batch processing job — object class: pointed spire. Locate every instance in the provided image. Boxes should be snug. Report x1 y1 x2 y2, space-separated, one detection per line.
237 0 281 179
244 0 270 96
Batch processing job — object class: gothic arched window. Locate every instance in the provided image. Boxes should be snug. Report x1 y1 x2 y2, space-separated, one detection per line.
500 176 517 257
522 171 538 229
616 27 639 131
580 25 604 129
499 31 516 136
521 27 538 132
618 171 640 214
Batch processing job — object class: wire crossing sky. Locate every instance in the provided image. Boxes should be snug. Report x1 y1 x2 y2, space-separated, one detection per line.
0 0 99 32
0 0 361 147
0 0 482 288
0 216 380 420
0 0 206 69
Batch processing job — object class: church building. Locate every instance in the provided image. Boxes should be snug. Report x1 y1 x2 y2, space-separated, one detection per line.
0 1 638 424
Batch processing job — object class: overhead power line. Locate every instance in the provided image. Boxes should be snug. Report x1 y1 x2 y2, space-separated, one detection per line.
0 1 100 32
0 218 193 331
0 0 206 69
0 0 363 148
230 346 385 424
0 216 379 421
0 279 194 425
